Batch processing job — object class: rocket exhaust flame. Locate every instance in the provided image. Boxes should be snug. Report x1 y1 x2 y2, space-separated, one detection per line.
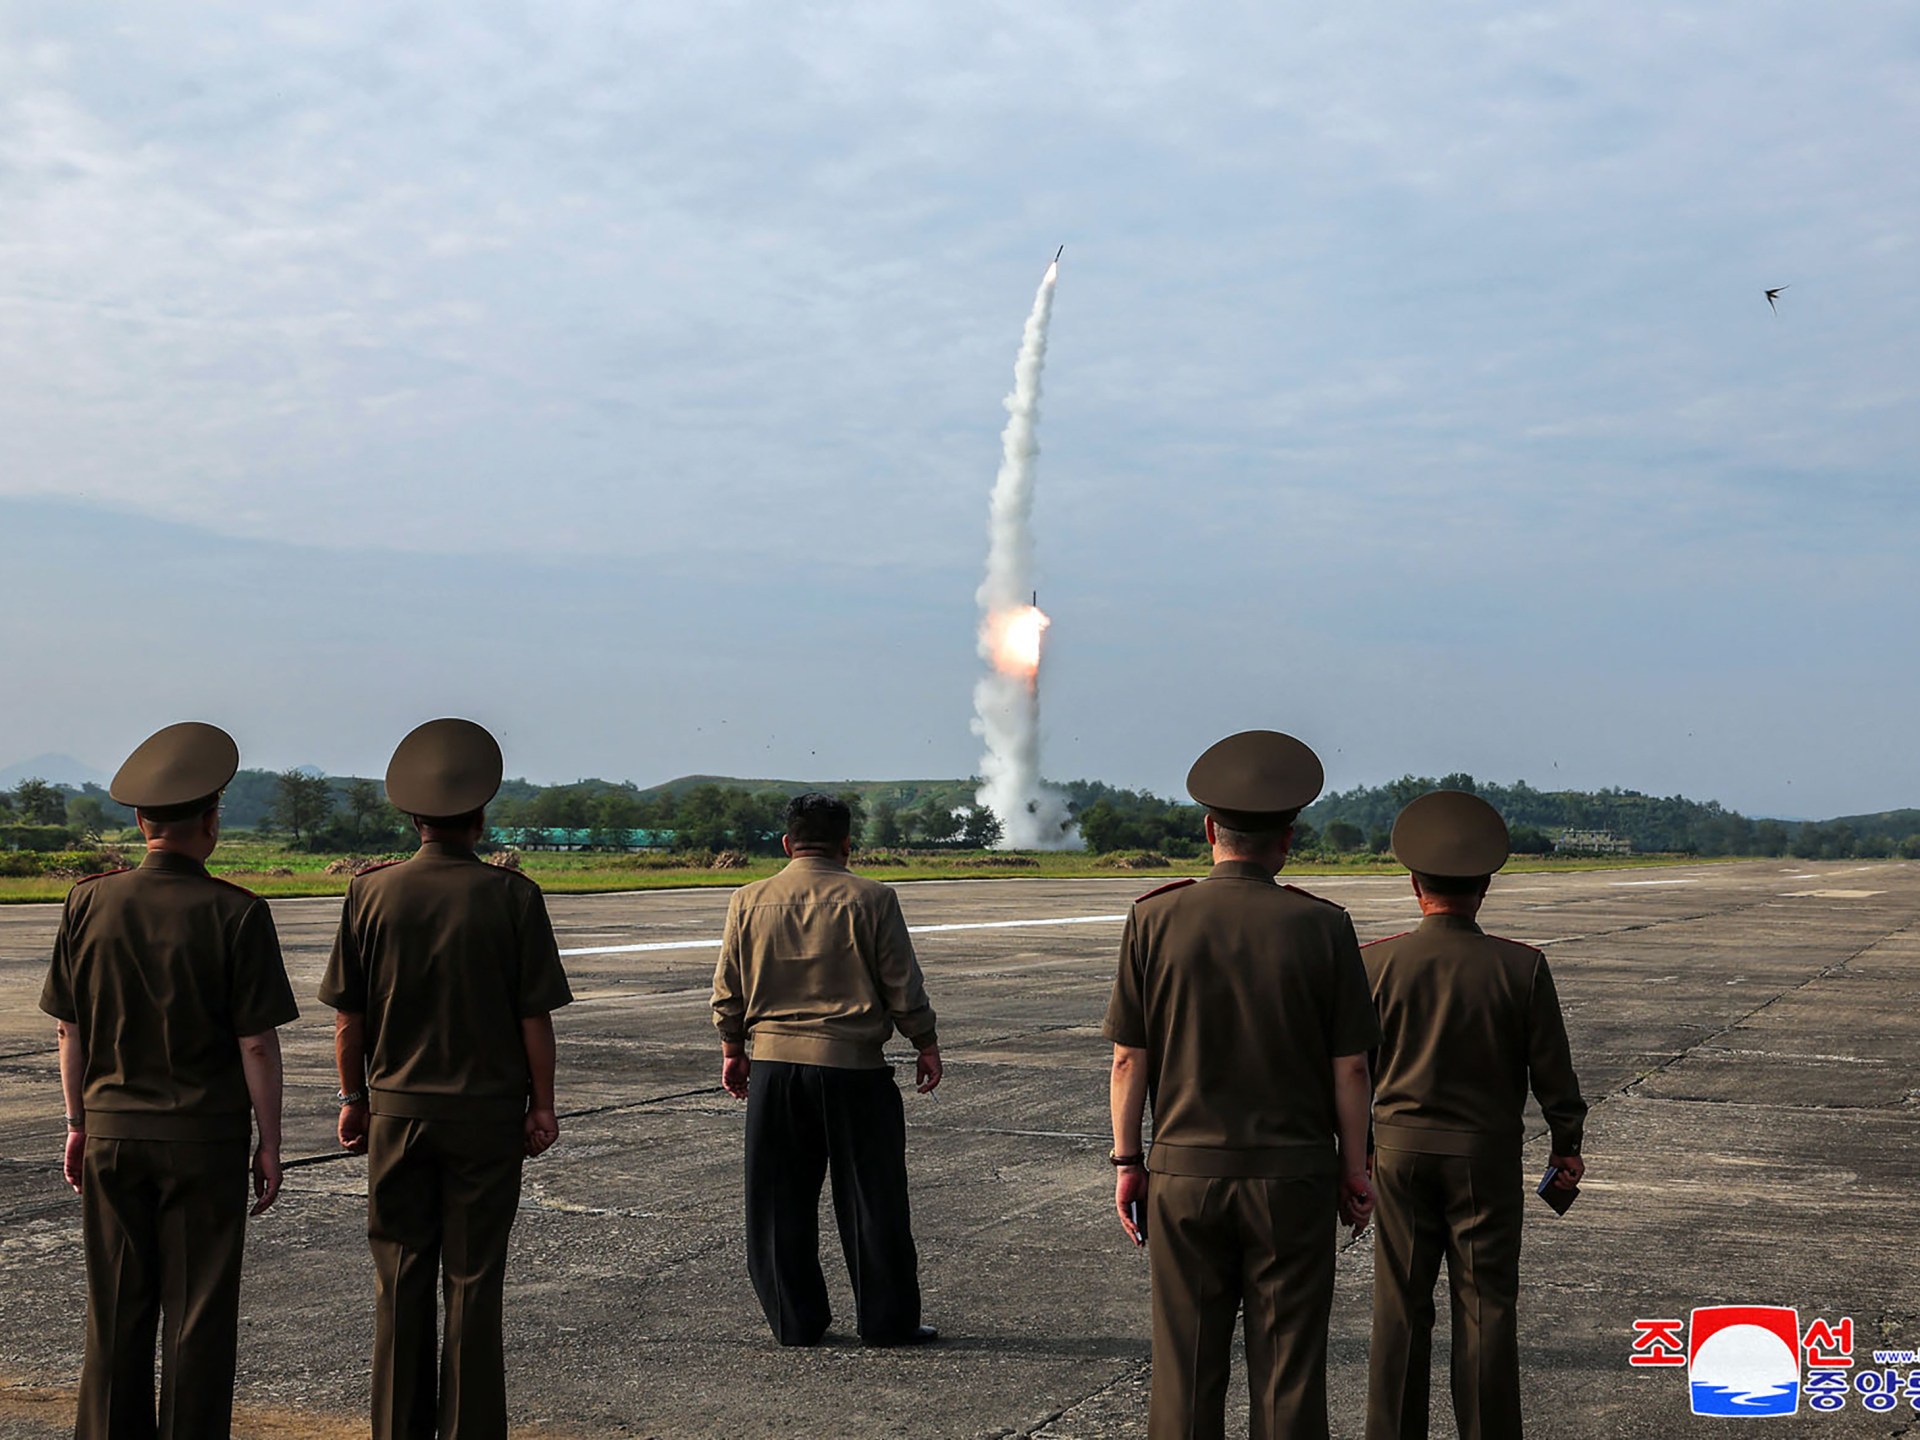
971 251 1076 850
985 604 1050 681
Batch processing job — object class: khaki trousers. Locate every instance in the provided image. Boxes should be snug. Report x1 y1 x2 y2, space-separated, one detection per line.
1146 1172 1337 1440
77 1136 249 1440
366 1115 526 1440
1367 1147 1524 1440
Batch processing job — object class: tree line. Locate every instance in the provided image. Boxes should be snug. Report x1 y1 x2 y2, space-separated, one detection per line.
7 770 1920 860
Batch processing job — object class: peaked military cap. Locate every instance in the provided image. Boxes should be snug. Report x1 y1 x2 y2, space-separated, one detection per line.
1186 730 1325 830
385 718 504 817
110 722 239 813
1391 790 1510 878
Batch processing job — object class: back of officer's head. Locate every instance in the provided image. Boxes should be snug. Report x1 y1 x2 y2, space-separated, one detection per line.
1209 809 1299 864
1410 870 1492 899
136 792 221 840
786 793 852 848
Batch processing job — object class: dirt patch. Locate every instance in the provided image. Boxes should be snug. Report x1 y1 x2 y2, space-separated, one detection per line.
0 1380 587 1439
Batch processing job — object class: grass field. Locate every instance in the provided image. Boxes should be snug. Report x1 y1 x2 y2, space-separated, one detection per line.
0 835 1710 904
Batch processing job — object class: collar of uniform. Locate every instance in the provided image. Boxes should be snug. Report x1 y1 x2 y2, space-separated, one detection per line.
138 848 208 876
416 840 480 860
1206 859 1278 883
784 854 849 872
1418 912 1483 934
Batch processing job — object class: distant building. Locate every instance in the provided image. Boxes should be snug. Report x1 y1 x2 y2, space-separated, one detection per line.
1555 828 1632 855
488 826 676 852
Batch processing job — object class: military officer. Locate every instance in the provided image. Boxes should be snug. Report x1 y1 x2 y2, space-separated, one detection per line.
1103 731 1380 1440
320 718 573 1440
39 722 299 1440
711 792 943 1347
1363 789 1588 1440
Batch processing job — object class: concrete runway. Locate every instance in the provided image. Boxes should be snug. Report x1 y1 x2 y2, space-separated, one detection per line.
3 859 1918 1437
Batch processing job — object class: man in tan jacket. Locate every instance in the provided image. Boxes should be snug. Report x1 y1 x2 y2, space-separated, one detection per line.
712 792 944 1347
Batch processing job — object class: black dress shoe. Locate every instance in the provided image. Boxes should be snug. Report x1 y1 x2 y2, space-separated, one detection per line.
864 1324 939 1347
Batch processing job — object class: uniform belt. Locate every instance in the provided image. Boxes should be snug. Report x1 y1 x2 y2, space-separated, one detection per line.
368 1089 528 1123
1373 1122 1520 1158
84 1110 252 1143
1147 1140 1338 1179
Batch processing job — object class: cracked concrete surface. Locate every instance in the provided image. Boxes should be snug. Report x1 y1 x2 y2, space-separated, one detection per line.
3 859 1918 1437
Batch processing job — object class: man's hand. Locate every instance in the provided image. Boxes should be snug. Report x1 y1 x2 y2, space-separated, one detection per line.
1549 1152 1585 1188
251 1144 282 1215
915 1045 943 1094
524 1108 559 1158
63 1129 85 1194
338 1102 368 1155
721 1053 750 1099
1115 1166 1148 1246
1338 1167 1374 1236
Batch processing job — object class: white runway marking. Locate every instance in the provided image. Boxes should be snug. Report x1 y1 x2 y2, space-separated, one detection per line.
1609 878 1700 887
1781 889 1884 900
559 912 1129 958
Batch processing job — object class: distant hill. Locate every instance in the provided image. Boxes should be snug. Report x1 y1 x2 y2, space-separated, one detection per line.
0 753 106 788
1821 809 1920 842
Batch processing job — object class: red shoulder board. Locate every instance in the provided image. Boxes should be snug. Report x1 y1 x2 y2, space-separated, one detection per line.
1360 930 1412 949
353 858 408 877
1135 877 1198 903
72 866 131 886
1281 883 1343 909
207 874 261 898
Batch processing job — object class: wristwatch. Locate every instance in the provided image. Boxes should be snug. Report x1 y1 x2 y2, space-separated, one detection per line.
1108 1150 1145 1168
336 1088 368 1106
64 1114 85 1131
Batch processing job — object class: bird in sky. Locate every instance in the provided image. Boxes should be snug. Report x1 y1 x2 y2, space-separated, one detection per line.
1765 286 1789 314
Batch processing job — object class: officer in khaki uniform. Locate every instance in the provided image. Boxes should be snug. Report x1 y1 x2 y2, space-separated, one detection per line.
39 722 299 1440
1103 731 1380 1440
1363 790 1588 1440
711 792 943 1347
320 718 573 1440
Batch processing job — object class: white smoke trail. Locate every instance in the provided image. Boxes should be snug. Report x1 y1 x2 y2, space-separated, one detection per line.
972 258 1076 850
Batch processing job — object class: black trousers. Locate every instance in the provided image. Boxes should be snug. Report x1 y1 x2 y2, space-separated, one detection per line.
743 1060 922 1344
77 1137 249 1440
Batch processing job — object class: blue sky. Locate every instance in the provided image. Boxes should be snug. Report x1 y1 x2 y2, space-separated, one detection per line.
3 2 1917 818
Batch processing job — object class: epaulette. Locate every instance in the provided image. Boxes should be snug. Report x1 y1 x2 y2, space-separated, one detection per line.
1135 877 1198 903
1280 883 1344 909
207 874 261 899
1361 930 1411 949
72 867 130 887
353 858 408 878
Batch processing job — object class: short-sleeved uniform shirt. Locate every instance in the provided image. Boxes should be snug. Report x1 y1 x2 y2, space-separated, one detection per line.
1103 861 1380 1178
1363 913 1586 1157
39 850 299 1142
319 842 573 1122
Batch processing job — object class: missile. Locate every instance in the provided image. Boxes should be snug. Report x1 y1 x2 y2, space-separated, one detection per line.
1054 245 1063 263
1031 590 1038 607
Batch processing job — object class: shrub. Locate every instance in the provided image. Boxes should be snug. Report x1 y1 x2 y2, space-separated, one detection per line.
1 824 78 852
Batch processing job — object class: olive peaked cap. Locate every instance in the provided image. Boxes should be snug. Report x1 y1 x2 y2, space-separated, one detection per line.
110 722 239 810
1185 730 1325 830
385 718 504 817
1391 790 1511 878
